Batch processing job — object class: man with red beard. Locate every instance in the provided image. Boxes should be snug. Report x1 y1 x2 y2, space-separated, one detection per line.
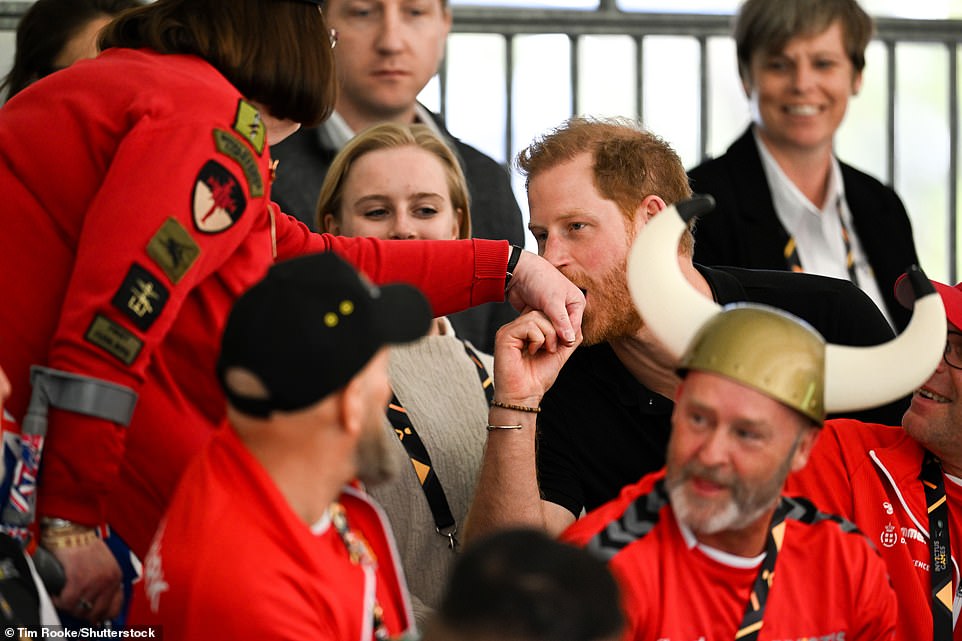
785 276 962 641
466 117 907 541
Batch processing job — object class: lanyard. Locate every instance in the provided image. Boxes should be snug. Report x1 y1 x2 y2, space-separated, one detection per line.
385 340 493 550
920 452 954 641
783 197 859 286
329 502 389 641
735 504 787 641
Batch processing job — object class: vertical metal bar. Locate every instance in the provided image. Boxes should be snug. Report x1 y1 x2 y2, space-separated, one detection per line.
886 40 897 187
571 34 580 116
698 35 709 162
635 34 644 123
949 41 958 284
439 44 448 122
505 33 514 168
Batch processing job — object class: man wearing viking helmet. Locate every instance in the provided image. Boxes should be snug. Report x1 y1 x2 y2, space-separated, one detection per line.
479 198 946 640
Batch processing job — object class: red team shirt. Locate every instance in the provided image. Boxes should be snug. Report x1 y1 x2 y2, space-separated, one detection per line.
786 419 962 641
0 48 509 556
126 427 413 640
563 471 897 641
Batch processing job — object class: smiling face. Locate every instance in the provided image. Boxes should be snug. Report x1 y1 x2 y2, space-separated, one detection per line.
325 0 451 128
901 324 962 468
323 144 461 241
744 20 862 157
527 152 646 345
666 371 816 548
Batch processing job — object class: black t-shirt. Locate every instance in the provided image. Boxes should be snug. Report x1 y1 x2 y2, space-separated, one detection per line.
536 265 911 518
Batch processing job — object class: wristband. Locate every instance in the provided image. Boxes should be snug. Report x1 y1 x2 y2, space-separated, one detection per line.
486 424 523 431
504 244 523 291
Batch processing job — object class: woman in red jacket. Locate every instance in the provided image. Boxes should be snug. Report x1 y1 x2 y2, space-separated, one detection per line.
0 0 582 622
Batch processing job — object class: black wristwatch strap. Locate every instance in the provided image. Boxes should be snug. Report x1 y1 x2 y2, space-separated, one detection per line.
504 244 523 290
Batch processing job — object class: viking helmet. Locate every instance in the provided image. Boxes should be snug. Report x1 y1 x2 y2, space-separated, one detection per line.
627 196 946 423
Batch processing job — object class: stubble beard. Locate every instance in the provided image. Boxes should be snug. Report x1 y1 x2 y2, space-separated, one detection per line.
665 444 797 536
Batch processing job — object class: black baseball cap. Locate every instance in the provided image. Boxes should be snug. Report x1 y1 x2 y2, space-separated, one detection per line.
217 252 431 417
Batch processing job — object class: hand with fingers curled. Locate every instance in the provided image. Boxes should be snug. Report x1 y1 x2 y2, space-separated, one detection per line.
492 310 583 410
41 521 122 623
504 250 585 348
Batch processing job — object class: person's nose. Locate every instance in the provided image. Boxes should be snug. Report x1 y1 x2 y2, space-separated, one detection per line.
389 214 417 240
540 235 569 269
694 429 730 468
374 6 405 54
791 61 816 93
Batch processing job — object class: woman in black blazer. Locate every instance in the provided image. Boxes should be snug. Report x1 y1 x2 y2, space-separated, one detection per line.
689 0 919 330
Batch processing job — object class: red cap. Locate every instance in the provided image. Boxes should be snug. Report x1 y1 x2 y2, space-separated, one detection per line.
895 273 962 331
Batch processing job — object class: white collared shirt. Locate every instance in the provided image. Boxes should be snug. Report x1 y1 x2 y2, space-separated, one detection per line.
754 130 892 327
317 105 447 152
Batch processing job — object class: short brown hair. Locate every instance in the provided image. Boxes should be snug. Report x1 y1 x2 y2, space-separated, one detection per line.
99 0 336 126
317 122 472 239
735 0 874 84
517 116 694 254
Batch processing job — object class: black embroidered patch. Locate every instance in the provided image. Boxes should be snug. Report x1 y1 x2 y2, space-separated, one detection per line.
146 218 200 284
213 129 264 198
192 160 246 234
111 263 170 331
85 315 144 365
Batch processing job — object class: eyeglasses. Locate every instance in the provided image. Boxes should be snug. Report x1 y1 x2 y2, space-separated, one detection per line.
944 331 962 369
329 27 339 49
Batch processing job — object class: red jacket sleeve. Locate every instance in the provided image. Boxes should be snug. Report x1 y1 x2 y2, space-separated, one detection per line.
273 208 510 317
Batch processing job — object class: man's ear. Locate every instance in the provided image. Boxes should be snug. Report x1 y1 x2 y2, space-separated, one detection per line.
631 194 667 233
338 377 364 439
790 425 820 473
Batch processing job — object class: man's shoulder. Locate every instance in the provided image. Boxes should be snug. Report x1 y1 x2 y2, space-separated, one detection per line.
561 472 667 549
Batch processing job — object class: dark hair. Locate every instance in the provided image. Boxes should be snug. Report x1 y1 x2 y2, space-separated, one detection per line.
735 0 874 84
425 529 624 641
99 0 336 126
0 0 143 100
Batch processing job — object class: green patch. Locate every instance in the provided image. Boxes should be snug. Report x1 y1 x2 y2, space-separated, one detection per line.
232 99 266 154
214 129 265 198
146 218 200 284
85 314 144 365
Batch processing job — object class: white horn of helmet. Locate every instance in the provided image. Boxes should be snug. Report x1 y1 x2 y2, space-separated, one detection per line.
627 195 947 415
824 266 945 413
626 195 718 359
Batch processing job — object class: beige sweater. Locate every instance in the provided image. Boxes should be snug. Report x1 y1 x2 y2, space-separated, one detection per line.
368 320 492 628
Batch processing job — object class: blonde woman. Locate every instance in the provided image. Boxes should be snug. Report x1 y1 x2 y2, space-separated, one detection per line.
318 122 493 625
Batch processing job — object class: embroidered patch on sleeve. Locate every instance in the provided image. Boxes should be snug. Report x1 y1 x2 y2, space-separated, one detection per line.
147 218 200 284
85 314 144 365
213 129 265 198
193 160 246 234
111 263 170 331
232 99 266 154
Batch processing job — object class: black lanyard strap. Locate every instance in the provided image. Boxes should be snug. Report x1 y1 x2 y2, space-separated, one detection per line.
921 452 954 641
385 340 493 551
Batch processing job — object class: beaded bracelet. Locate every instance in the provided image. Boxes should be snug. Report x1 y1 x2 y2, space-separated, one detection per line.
490 400 541 413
